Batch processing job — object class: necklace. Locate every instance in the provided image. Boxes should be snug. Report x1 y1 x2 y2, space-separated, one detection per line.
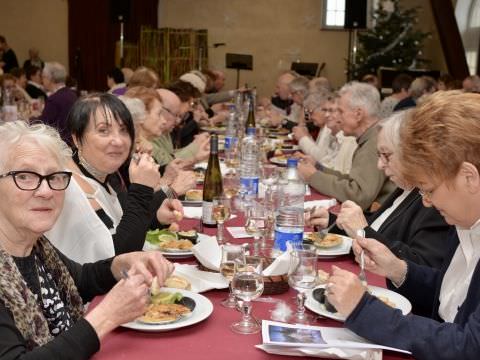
78 152 108 183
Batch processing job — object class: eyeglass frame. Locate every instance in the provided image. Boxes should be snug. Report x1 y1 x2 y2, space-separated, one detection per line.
418 183 441 201
0 170 73 191
161 106 180 121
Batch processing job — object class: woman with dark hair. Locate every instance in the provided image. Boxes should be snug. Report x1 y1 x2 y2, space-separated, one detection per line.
45 93 183 264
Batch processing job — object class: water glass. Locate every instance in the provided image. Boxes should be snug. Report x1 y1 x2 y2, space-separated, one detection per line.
220 244 246 308
231 268 264 334
288 245 317 324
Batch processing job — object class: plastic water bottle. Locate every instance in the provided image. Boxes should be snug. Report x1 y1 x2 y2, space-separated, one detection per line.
224 104 238 154
239 127 259 196
273 206 304 252
281 158 306 208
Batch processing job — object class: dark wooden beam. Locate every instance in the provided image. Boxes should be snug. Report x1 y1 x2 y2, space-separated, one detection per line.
429 0 470 79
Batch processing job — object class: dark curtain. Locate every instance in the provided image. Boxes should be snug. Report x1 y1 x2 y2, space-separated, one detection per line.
68 0 158 92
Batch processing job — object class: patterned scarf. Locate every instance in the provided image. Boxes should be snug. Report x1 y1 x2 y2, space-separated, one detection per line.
0 236 84 350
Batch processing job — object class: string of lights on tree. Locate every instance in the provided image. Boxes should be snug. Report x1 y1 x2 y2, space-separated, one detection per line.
348 0 431 79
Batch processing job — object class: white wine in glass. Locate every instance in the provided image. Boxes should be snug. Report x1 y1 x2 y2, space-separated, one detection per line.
219 261 236 281
213 196 231 244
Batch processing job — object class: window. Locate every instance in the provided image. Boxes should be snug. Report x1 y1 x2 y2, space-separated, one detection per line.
456 0 480 74
323 0 346 29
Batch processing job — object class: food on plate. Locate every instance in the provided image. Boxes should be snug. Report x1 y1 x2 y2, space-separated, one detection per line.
374 295 396 308
271 154 288 163
168 222 180 232
185 189 203 201
307 233 343 248
140 303 192 323
273 148 284 156
164 275 192 290
316 269 330 285
145 229 177 245
158 238 194 251
178 229 198 242
312 287 337 313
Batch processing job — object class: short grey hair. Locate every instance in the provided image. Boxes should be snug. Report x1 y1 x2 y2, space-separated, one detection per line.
0 121 72 172
43 62 67 84
378 110 410 153
289 76 309 96
303 90 331 111
409 76 437 99
118 96 146 125
339 81 380 118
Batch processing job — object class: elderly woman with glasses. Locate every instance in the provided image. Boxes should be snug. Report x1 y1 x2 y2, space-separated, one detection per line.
0 121 173 358
316 91 480 359
45 93 183 264
309 110 450 269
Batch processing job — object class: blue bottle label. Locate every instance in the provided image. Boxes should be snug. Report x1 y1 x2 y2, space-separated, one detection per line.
240 176 259 195
274 228 304 252
224 136 237 150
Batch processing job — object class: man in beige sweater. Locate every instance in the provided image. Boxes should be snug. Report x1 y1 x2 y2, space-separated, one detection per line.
298 82 395 210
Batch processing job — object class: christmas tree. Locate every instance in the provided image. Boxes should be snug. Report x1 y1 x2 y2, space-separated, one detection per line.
349 0 431 79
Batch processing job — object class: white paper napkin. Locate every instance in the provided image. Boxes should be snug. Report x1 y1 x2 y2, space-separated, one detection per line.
256 344 382 360
183 206 203 219
304 199 337 210
227 226 252 239
262 243 293 276
173 263 229 293
191 235 221 271
194 161 228 175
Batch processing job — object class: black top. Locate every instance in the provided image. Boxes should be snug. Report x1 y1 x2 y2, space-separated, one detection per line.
0 249 116 359
271 96 292 114
25 83 47 100
1 48 19 73
172 112 200 149
329 188 451 268
393 96 416 111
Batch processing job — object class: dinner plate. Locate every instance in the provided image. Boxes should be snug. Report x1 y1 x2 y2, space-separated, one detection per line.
304 233 352 257
269 156 288 166
200 126 226 134
181 200 203 207
305 285 412 322
122 288 213 332
143 233 208 258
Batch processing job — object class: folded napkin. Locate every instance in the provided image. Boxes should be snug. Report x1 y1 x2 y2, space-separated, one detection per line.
173 263 229 293
192 235 290 276
192 235 222 271
304 199 337 210
262 243 293 276
256 345 381 360
194 161 229 175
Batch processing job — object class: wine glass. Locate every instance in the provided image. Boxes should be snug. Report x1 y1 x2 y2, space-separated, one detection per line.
220 244 246 308
288 245 318 324
244 200 268 252
213 196 231 245
231 268 264 334
223 170 240 200
260 164 280 202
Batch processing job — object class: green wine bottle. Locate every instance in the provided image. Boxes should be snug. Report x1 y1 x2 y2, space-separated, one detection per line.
245 93 256 132
202 134 223 226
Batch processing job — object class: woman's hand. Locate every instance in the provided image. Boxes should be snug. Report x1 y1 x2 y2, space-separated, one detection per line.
156 198 184 224
193 135 211 162
297 160 317 181
352 237 407 283
305 206 329 228
326 266 366 318
170 170 196 196
336 200 368 238
292 126 310 141
129 153 161 189
85 273 150 339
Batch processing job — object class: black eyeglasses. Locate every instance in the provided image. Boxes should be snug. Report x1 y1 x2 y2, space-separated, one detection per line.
377 151 393 164
0 171 72 191
162 107 180 120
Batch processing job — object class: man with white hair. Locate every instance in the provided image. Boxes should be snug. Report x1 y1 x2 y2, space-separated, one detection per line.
298 82 395 210
38 62 78 145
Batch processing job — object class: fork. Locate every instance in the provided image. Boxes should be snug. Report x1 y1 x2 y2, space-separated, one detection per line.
356 229 368 286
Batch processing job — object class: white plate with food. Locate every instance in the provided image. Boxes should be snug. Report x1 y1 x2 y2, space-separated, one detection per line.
122 288 213 332
269 155 288 166
182 189 203 207
305 285 412 322
304 233 352 257
144 232 207 258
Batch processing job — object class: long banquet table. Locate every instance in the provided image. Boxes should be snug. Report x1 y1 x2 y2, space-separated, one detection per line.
92 189 413 360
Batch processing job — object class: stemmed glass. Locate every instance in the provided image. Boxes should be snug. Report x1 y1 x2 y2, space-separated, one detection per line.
231 261 264 334
223 170 240 201
244 200 268 253
213 196 231 245
288 245 318 324
260 164 280 202
220 244 246 308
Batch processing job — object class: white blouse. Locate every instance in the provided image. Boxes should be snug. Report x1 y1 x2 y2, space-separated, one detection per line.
438 219 480 322
370 189 412 231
